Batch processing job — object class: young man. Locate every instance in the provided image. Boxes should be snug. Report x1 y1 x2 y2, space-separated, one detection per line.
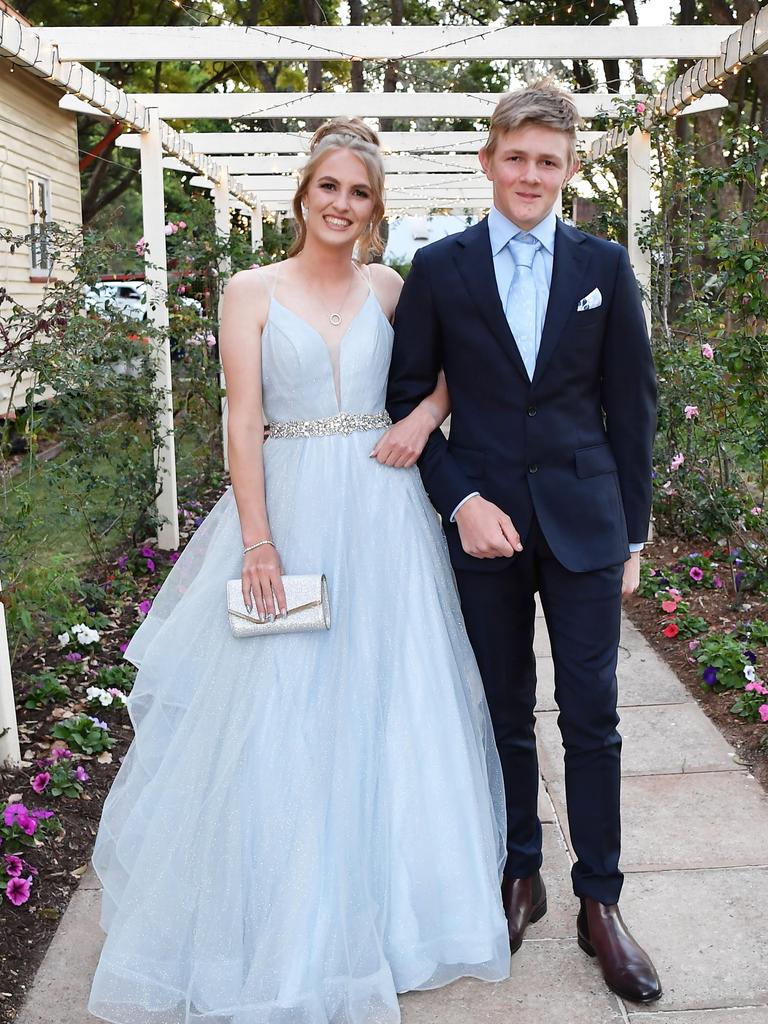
387 81 661 1003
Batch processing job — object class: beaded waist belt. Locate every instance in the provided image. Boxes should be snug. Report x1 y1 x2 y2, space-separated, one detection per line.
269 411 392 439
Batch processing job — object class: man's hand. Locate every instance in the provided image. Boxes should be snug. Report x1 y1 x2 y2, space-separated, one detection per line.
454 495 523 559
622 550 641 597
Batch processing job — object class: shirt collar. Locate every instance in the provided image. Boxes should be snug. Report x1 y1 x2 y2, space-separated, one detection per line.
488 204 558 257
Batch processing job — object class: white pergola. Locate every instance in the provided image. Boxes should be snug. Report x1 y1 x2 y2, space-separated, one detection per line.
1 11 766 767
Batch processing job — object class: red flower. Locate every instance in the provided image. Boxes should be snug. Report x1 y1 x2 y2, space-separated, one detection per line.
663 623 680 639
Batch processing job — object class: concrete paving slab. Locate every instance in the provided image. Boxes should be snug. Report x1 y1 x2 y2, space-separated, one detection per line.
399 939 624 1024
535 824 580 940
550 771 768 872
538 780 557 823
536 704 740 781
618 867 768 1012
628 1010 768 1023
15 885 104 1024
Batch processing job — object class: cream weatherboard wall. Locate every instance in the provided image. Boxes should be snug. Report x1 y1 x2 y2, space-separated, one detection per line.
0 58 82 412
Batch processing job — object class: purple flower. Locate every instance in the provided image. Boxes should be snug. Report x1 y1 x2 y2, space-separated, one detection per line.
87 716 108 730
5 876 32 906
713 574 723 589
194 516 203 527
29 809 53 820
689 566 704 582
168 551 180 563
119 641 129 653
137 599 153 616
2 803 27 827
74 766 90 783
116 555 129 571
140 546 155 558
145 558 156 573
65 652 82 663
702 666 719 686
31 772 50 794
745 650 757 664
50 747 71 760
3 854 23 878
735 572 745 592
17 812 37 836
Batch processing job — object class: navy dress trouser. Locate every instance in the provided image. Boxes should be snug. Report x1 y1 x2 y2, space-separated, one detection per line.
454 514 625 906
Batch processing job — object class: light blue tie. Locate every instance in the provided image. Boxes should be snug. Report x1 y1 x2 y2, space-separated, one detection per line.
505 234 541 380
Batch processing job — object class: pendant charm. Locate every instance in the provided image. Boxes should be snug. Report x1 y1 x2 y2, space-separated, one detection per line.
329 313 342 327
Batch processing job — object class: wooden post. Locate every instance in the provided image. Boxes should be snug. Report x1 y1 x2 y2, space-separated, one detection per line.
250 197 263 252
627 128 652 334
140 107 180 551
213 170 232 470
0 579 21 768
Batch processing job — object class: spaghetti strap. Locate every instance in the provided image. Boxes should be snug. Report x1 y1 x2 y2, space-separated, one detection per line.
352 260 373 293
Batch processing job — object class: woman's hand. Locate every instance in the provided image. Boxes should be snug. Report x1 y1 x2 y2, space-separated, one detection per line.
241 544 287 621
370 405 438 468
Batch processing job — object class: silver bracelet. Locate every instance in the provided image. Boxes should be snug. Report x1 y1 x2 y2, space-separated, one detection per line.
243 540 276 555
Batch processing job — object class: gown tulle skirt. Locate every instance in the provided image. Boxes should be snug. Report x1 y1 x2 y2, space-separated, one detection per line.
88 289 510 1024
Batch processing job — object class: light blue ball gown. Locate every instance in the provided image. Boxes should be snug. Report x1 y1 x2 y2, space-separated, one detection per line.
88 269 510 1024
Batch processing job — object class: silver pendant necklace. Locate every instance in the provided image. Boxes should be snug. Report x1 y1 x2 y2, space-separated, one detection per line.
326 265 357 327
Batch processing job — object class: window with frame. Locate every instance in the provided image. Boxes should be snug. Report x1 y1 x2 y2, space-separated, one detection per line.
27 173 52 273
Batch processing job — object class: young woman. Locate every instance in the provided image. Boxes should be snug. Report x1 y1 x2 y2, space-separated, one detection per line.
88 118 509 1024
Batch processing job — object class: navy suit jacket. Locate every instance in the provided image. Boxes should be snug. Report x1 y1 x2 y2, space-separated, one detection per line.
386 217 657 574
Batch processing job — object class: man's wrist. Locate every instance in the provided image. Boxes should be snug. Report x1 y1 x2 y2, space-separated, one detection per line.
450 492 481 523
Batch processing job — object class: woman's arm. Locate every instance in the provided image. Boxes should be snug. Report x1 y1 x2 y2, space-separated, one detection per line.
371 370 450 468
219 269 286 621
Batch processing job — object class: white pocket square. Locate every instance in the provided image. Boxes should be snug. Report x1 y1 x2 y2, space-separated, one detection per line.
577 287 602 312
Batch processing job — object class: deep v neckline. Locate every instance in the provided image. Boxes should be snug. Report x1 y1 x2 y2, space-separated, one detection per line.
267 289 376 411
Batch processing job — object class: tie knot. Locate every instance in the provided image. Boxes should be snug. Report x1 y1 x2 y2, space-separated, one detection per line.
509 234 539 270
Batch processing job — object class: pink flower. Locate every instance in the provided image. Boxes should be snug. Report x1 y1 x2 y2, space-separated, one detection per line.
178 220 187 229
663 623 680 639
31 772 50 794
661 599 678 613
701 343 714 360
3 855 23 878
688 639 700 651
135 237 147 257
689 566 704 582
751 506 763 516
50 748 71 760
17 812 37 836
670 452 684 471
684 405 699 419
2 803 27 827
119 641 129 653
746 682 768 695
713 574 723 588
759 705 768 723
5 876 32 906
164 223 175 236
205 332 216 347
636 102 646 114
138 599 153 617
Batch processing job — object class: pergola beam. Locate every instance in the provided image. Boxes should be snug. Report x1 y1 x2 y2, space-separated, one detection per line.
590 4 768 158
38 24 733 62
61 90 727 121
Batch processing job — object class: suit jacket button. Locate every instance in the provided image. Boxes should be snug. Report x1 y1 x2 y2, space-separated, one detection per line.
528 463 539 474
527 405 537 417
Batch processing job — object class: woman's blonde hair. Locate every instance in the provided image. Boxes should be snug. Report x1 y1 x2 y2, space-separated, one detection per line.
289 118 386 264
484 80 582 170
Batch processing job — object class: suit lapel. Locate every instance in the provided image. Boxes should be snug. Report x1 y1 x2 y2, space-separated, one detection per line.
532 219 592 387
453 219 530 384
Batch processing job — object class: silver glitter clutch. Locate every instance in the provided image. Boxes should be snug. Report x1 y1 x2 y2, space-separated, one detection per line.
226 575 331 638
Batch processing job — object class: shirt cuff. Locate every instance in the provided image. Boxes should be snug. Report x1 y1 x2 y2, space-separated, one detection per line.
450 492 480 523
628 543 645 553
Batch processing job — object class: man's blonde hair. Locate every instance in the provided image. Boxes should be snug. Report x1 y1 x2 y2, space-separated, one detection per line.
484 80 582 169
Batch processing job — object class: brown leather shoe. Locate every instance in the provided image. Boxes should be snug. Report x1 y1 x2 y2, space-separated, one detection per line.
577 898 662 1003
500 871 547 954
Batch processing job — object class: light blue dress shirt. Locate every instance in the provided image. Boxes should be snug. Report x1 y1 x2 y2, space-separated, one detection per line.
449 205 643 553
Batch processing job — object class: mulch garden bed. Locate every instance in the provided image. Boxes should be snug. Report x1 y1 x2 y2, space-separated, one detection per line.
625 535 768 791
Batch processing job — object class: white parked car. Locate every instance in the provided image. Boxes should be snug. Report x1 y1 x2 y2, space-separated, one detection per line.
84 280 203 320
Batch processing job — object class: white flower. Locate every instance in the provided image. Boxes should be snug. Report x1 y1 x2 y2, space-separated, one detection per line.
744 664 757 682
86 686 100 700
72 623 100 645
86 686 114 706
57 631 70 646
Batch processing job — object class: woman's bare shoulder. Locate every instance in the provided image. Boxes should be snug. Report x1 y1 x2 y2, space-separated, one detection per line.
367 263 403 318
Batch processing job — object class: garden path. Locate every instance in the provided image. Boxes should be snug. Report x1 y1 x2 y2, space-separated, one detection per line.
13 609 768 1024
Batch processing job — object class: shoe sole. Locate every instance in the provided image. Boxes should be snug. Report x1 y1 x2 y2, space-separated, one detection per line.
577 933 663 1003
509 898 548 955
